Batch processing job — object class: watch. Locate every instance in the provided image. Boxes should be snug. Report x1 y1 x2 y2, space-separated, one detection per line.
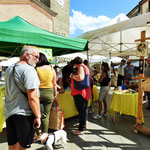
57 0 64 6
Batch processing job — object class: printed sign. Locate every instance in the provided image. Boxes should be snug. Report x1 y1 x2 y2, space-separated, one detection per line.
37 47 53 61
136 42 148 57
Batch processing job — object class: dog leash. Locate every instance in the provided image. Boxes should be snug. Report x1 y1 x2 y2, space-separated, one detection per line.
52 132 55 147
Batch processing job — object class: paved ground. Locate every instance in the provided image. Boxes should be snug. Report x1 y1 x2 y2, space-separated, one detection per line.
1 89 150 150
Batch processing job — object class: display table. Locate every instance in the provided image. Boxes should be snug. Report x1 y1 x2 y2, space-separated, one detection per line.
0 86 6 132
57 90 78 119
109 91 144 123
57 85 99 119
0 85 99 132
92 85 99 102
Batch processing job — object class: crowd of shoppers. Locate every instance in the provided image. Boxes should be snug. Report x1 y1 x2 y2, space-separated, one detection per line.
4 45 150 150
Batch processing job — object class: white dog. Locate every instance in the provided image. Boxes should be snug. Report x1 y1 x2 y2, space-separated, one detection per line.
38 130 67 150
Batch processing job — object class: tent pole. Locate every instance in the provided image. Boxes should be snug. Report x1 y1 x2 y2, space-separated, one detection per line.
86 42 90 63
55 56 57 65
120 31 122 53
86 50 89 61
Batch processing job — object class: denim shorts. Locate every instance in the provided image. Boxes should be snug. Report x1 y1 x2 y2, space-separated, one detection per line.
99 86 109 102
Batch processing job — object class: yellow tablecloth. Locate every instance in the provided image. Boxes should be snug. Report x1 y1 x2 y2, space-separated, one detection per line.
92 85 99 102
57 90 78 119
109 91 144 123
0 86 5 132
0 85 99 132
57 85 99 119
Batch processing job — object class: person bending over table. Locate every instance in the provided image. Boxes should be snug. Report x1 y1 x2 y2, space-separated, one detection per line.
62 60 74 89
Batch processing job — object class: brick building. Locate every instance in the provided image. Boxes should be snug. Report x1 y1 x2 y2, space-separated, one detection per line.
0 0 70 36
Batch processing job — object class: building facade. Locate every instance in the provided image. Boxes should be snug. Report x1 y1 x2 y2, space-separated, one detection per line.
127 0 150 18
0 0 70 36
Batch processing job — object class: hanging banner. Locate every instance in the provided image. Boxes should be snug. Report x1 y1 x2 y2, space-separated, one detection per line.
37 47 53 61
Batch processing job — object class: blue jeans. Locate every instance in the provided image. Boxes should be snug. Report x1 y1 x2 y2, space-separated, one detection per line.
73 94 88 131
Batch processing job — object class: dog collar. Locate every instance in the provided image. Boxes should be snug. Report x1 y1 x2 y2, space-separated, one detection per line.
42 136 49 145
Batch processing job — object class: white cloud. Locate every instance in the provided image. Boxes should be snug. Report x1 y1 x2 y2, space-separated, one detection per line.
70 9 111 36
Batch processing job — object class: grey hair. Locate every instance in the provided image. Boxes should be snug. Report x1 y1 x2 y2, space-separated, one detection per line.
20 46 33 58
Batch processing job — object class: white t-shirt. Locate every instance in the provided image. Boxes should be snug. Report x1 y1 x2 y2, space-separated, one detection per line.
118 65 124 76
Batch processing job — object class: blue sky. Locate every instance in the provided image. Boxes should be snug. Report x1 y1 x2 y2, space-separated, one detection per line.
70 0 140 37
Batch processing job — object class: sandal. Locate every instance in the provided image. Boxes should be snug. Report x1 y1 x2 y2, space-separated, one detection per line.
72 130 84 135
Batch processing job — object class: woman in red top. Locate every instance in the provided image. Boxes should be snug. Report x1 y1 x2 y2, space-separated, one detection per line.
70 57 91 135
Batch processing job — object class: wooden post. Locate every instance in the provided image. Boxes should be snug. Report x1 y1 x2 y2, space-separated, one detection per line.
133 31 150 133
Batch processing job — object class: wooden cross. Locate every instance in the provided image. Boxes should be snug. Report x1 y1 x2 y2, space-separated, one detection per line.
135 31 150 42
132 31 150 133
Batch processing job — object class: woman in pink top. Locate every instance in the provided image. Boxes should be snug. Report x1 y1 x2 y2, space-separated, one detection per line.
70 57 91 135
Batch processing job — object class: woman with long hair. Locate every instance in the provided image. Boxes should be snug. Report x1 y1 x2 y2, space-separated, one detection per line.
93 62 111 119
36 52 57 133
70 57 91 135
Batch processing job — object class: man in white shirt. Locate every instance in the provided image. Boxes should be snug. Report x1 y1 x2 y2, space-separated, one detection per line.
117 59 126 86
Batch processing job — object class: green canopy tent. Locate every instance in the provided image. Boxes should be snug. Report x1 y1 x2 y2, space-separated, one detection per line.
0 16 88 57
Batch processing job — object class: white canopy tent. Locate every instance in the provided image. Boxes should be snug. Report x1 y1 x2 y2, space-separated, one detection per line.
78 12 150 57
58 52 87 63
57 52 122 67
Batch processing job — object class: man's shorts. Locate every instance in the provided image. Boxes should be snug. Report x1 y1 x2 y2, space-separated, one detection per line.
6 114 35 148
99 86 109 102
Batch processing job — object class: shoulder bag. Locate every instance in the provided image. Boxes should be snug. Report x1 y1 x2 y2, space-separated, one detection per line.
73 66 90 90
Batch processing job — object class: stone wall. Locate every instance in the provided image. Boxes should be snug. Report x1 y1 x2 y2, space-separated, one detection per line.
0 1 54 32
50 0 70 37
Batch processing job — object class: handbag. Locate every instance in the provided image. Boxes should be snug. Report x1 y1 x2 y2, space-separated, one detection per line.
49 98 65 130
73 67 90 90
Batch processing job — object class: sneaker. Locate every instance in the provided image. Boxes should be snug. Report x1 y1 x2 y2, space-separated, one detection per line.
93 114 101 119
